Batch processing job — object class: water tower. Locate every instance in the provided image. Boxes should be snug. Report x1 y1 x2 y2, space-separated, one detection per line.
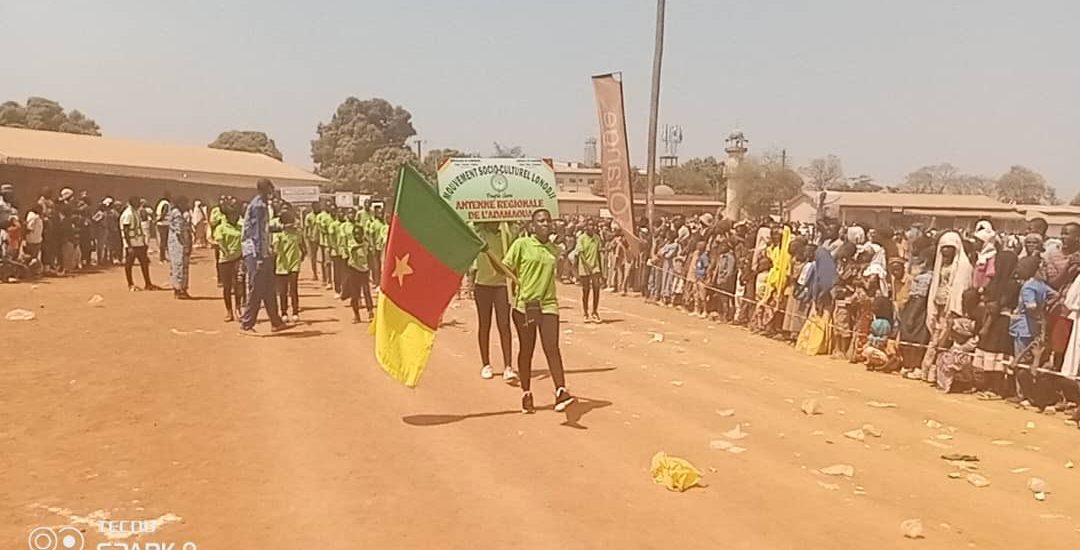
722 129 749 220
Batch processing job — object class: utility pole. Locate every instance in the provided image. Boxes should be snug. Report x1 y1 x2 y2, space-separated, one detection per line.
645 0 666 241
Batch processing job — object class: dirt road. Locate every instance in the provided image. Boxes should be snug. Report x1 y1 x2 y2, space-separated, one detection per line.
2 253 1079 549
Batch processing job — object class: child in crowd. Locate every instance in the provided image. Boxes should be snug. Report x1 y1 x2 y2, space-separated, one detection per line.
712 239 737 322
273 210 305 323
689 239 710 318
936 288 982 393
1011 256 1059 407
863 295 900 372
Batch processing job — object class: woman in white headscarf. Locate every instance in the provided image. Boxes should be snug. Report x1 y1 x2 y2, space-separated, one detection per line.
916 231 974 382
972 220 998 290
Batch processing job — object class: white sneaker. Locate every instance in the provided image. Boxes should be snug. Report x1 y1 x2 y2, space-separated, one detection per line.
291 314 300 323
480 365 495 379
502 366 518 382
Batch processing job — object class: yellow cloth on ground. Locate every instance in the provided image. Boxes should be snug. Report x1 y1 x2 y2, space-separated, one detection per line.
796 312 833 356
650 451 703 492
369 294 436 387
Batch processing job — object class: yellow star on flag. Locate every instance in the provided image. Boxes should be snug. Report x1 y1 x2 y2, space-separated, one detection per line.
392 254 414 287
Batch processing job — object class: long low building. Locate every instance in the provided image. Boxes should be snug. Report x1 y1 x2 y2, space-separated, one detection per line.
557 190 722 218
785 190 1062 232
0 126 327 206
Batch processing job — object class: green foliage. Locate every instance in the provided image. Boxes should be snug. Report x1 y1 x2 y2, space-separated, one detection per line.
351 146 418 197
311 97 417 190
209 130 283 160
736 156 804 217
995 165 1056 205
660 156 724 196
0 97 100 135
420 148 476 182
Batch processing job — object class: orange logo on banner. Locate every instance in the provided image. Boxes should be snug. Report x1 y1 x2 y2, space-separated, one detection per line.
592 73 641 255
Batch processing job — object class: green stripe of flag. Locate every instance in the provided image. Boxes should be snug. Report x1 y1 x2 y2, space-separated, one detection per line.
394 163 484 274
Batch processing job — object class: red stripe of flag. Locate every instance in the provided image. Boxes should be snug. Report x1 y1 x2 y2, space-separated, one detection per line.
379 216 465 330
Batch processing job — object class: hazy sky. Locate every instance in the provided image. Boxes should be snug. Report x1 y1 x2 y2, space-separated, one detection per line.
2 1 1077 192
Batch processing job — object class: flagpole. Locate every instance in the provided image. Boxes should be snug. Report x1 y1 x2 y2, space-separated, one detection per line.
645 0 666 242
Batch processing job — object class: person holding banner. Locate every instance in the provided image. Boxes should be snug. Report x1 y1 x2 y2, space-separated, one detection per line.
503 209 574 414
474 222 517 382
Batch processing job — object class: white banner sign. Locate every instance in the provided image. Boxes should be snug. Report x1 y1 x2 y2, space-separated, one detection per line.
334 192 355 208
279 186 320 204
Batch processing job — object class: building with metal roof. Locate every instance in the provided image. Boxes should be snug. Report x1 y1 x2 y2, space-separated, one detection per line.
0 126 327 206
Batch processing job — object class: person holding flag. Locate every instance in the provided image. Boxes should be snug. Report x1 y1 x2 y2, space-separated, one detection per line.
503 209 575 414
370 164 486 387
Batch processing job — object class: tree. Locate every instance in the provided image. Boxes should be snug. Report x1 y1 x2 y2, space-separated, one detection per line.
1071 192 1080 207
0 97 101 135
492 142 524 158
660 156 725 196
310 97 417 189
420 148 475 182
737 156 804 217
353 146 417 197
799 155 845 191
897 163 958 194
209 130 283 160
995 165 1057 205
844 174 884 193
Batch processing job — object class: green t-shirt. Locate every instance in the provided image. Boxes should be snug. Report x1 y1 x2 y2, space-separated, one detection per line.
576 232 602 276
504 235 559 314
347 236 370 272
316 212 333 246
327 220 341 257
273 228 304 274
304 212 318 242
209 206 225 231
213 221 242 263
475 225 508 287
337 221 355 257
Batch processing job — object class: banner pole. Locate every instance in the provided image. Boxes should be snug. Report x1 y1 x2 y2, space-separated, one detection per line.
645 0 666 247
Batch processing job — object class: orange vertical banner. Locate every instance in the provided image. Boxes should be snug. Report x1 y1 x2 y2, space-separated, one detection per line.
592 73 642 255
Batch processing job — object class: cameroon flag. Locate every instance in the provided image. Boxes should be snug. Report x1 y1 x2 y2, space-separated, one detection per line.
371 164 484 386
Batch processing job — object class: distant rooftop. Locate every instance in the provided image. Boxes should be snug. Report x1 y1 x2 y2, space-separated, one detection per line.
0 126 327 188
820 191 1013 210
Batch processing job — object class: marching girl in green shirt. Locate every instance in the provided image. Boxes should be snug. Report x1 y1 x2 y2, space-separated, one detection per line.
474 222 518 382
273 210 306 323
346 223 375 322
315 203 335 288
502 209 574 414
303 204 321 280
575 218 604 323
212 206 244 322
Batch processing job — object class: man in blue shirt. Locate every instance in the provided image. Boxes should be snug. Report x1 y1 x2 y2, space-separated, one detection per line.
240 179 290 333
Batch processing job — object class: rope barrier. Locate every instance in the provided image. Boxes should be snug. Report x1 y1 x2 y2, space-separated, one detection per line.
641 261 1080 382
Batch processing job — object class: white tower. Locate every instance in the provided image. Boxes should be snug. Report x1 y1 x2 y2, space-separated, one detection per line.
722 129 750 221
